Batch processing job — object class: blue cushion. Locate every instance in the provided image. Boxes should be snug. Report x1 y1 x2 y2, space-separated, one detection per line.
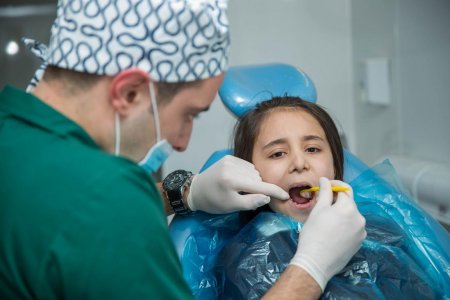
219 63 317 118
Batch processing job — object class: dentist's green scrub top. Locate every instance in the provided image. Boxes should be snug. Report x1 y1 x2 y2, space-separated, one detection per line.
0 86 194 299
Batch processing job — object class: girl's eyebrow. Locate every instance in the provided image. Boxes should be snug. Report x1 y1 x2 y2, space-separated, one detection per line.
262 135 325 150
303 135 325 142
262 138 287 150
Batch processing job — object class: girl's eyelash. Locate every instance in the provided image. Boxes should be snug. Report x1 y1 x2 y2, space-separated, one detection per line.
269 151 285 158
267 146 322 158
306 147 321 153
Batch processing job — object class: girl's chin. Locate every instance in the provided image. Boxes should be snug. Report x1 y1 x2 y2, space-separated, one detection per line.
287 199 315 222
269 198 315 223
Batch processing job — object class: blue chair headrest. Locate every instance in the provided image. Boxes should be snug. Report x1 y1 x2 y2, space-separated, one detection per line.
219 63 317 118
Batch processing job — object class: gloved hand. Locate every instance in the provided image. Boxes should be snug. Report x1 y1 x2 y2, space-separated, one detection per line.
290 177 366 292
187 155 289 214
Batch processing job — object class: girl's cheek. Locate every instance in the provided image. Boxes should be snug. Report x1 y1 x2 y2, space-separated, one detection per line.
268 200 280 213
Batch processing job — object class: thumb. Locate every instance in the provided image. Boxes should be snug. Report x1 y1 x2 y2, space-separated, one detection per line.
257 182 289 200
236 180 289 200
240 194 270 211
314 177 333 210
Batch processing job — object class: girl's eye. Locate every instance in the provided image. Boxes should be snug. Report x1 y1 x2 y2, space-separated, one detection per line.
270 151 286 158
306 147 321 153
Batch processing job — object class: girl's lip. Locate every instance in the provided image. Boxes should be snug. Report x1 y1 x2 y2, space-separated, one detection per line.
289 197 316 210
285 181 317 211
288 181 314 190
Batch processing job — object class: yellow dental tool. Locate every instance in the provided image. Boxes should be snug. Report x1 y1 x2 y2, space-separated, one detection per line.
300 186 350 193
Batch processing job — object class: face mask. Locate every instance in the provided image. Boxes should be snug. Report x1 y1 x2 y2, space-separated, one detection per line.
114 81 173 173
138 81 173 173
138 139 173 173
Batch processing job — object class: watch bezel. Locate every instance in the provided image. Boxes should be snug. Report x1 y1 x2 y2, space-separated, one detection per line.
163 170 193 215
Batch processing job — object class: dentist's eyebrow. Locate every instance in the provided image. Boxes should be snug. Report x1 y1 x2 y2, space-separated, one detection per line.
262 138 288 150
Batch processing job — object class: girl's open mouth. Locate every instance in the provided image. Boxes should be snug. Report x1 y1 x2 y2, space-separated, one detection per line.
288 185 315 209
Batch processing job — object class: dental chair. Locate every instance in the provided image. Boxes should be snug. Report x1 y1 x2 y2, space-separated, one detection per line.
169 63 450 299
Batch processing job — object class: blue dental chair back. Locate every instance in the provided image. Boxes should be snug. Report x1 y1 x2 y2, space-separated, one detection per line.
169 63 450 299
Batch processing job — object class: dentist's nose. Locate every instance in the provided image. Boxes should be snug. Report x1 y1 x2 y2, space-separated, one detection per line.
172 122 193 152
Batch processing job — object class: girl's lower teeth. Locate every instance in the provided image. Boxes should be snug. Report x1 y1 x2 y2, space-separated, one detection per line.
300 191 312 199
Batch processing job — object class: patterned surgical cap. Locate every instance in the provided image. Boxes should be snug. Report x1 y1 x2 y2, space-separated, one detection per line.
26 0 230 84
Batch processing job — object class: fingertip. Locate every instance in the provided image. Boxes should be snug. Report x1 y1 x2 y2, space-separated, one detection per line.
315 177 333 207
279 190 290 200
257 182 289 200
319 177 331 188
254 195 270 208
271 184 289 200
318 177 332 197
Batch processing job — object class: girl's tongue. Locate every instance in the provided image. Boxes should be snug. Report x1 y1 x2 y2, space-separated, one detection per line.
289 187 314 204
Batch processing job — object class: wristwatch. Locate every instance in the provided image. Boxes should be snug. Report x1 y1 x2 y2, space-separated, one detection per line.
162 170 193 215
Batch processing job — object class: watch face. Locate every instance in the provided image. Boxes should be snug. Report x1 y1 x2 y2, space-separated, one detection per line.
164 170 187 190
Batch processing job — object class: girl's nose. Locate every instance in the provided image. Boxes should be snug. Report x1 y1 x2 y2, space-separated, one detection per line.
289 152 309 173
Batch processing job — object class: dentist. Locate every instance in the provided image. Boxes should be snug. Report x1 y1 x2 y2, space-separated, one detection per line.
0 0 365 299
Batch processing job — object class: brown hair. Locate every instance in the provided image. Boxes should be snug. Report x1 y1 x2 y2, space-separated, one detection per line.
43 65 103 93
154 80 200 103
43 65 199 103
233 96 344 180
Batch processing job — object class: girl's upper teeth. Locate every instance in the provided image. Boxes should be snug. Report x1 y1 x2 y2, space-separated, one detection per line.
300 191 313 199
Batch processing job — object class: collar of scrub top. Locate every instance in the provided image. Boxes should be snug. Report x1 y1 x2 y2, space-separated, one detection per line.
23 0 230 88
0 86 98 147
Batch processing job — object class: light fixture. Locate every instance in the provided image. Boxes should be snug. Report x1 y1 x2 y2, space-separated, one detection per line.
5 40 19 56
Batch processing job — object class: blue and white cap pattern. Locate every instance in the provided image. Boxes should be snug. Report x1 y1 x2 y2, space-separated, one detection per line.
27 0 230 83
23 38 49 91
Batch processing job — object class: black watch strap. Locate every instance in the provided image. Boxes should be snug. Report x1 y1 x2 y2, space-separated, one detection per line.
163 170 193 215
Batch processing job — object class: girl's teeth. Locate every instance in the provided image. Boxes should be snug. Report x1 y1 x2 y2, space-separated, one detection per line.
300 191 312 199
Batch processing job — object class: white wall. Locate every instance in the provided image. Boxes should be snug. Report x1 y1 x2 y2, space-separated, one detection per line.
351 0 450 224
395 0 450 164
351 0 399 164
163 0 354 176
351 0 450 165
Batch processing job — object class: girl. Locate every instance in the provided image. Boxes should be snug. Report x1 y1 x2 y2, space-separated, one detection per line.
217 96 439 299
234 95 345 223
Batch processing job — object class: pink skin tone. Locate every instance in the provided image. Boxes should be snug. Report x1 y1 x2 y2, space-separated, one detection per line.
158 74 224 152
131 73 224 161
106 69 224 162
251 108 335 223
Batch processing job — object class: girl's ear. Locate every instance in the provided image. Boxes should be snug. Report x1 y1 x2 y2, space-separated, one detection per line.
110 68 150 115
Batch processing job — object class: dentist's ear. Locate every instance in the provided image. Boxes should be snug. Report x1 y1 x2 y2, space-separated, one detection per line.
110 68 151 115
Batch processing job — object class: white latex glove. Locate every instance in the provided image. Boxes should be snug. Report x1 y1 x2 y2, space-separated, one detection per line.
188 155 289 214
290 177 366 292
